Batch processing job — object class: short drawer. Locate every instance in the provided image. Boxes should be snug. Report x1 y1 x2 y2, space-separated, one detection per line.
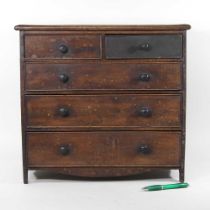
105 35 182 59
25 63 182 91
24 35 101 59
27 131 181 167
26 94 181 128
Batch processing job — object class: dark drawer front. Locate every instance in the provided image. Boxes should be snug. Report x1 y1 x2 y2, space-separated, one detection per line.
26 94 181 128
105 35 182 59
25 63 181 91
27 131 181 167
24 35 101 59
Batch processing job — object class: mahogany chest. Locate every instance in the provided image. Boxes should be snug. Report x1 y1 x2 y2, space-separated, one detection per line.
15 25 190 183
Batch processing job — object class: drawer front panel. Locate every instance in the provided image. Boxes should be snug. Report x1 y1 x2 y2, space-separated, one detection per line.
105 35 182 59
26 94 181 128
24 35 101 59
27 131 181 167
25 63 182 91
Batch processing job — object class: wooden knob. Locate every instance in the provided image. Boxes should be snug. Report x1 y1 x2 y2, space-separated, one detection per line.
138 107 152 117
59 107 70 117
138 145 151 154
139 73 151 81
138 43 151 51
59 145 70 155
59 74 69 83
58 44 68 54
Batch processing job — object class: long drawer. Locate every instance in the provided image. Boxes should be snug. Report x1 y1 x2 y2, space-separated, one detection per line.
27 131 181 167
25 63 182 91
26 94 181 128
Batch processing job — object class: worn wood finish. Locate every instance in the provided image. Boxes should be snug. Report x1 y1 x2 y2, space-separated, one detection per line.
15 24 190 183
26 94 181 128
43 167 152 177
27 131 181 167
180 31 187 182
25 35 101 59
25 63 182 91
15 24 191 31
19 31 28 184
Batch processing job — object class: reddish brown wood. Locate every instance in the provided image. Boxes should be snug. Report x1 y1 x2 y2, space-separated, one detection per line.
45 167 152 177
27 131 181 167
26 94 181 128
24 35 101 59
180 31 187 182
14 24 191 31
25 62 182 91
19 31 28 184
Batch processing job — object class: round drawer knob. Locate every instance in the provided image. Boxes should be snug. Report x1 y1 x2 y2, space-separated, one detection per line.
59 107 70 117
138 107 152 117
59 145 70 156
59 74 69 83
58 44 68 54
138 43 151 51
138 144 151 154
139 73 151 82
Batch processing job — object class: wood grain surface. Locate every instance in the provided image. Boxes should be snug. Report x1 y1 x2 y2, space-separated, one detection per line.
26 94 181 128
25 62 182 91
27 131 181 167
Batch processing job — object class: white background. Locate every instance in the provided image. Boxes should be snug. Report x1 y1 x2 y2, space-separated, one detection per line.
0 0 210 209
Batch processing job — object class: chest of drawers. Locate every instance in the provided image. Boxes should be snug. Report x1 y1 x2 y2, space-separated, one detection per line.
15 25 190 184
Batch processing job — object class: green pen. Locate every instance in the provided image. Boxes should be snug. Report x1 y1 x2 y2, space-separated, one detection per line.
143 183 189 191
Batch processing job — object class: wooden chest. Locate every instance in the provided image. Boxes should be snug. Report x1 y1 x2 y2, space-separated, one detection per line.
15 25 190 183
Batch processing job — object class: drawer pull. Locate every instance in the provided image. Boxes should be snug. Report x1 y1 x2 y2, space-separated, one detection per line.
138 107 152 117
59 107 70 117
128 43 151 53
139 73 151 82
58 44 69 54
138 144 151 154
59 144 71 156
59 74 69 83
138 43 151 51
